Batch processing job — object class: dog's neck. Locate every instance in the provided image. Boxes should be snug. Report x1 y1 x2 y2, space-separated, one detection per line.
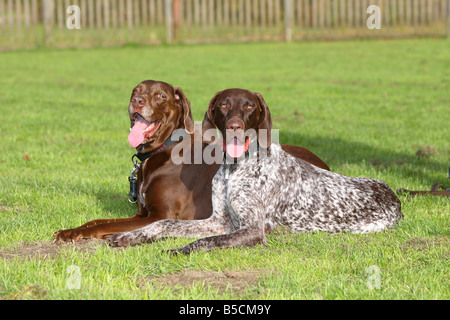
222 138 271 180
135 129 190 162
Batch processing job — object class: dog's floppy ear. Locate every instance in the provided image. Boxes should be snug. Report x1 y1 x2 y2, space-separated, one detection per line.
174 87 194 134
255 92 272 149
202 90 223 133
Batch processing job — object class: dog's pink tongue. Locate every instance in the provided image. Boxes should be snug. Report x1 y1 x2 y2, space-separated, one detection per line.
128 116 149 148
226 138 245 158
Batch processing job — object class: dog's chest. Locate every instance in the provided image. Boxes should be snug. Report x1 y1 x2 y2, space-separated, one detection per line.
223 166 242 230
138 158 178 208
212 165 245 230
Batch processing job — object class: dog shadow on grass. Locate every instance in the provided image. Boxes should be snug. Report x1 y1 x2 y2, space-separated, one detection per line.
94 190 137 219
279 132 449 190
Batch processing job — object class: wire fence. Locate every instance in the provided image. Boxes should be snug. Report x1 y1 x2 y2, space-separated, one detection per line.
1 0 449 50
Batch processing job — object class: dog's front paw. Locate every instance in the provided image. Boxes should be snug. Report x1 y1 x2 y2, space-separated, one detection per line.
166 245 192 256
53 229 83 243
107 231 141 247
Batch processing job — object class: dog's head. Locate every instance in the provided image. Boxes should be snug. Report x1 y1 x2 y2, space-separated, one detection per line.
128 80 194 153
202 88 272 159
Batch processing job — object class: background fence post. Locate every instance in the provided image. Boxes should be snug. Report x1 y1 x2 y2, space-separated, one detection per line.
165 0 174 43
42 0 55 47
173 0 179 42
447 0 450 38
284 0 293 42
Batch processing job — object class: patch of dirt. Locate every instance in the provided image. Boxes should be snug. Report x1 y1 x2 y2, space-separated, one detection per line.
140 269 273 296
0 205 27 214
0 239 106 261
414 145 439 158
1 285 47 300
400 236 449 251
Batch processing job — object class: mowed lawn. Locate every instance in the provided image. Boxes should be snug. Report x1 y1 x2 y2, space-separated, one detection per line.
0 39 449 300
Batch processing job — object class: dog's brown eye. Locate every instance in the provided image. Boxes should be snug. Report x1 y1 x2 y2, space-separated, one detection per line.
244 105 254 110
220 104 227 109
158 93 166 99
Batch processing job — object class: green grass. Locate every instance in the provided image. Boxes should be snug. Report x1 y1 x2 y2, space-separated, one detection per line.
0 39 449 300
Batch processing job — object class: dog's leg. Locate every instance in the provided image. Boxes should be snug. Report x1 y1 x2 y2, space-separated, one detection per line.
75 215 143 229
168 225 266 255
396 184 450 198
107 177 232 247
54 215 159 243
169 192 268 254
107 213 234 247
54 202 149 242
54 215 146 242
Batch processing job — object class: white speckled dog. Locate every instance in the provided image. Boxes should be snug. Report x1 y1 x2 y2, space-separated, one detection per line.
107 89 403 253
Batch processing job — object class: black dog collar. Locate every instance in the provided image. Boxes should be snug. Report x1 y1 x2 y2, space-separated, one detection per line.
134 130 189 162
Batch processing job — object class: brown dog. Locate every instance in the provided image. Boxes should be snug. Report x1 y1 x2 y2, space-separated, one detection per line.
54 80 329 242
